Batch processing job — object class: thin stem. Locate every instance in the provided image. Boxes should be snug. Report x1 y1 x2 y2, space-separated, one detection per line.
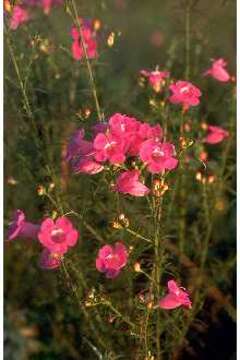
69 0 104 122
61 261 107 351
5 27 40 148
104 300 136 329
126 228 152 243
153 196 163 360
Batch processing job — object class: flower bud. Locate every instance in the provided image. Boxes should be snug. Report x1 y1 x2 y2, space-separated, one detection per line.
37 185 46 196
134 262 141 272
93 19 101 31
107 32 115 47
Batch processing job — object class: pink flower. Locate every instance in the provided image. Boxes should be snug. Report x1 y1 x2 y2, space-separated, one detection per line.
71 22 98 61
139 139 178 174
128 123 163 156
141 69 169 92
9 5 29 30
109 113 140 137
115 170 150 197
169 81 201 110
159 280 192 310
93 132 128 165
39 248 62 270
7 209 40 241
204 58 231 82
73 158 103 175
204 125 229 144
38 217 79 255
96 242 128 278
66 128 103 175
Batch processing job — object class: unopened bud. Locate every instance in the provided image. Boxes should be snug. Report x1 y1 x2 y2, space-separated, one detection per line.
107 32 115 47
196 172 202 182
179 136 194 150
37 185 46 196
93 19 101 31
201 122 208 131
208 175 216 184
199 151 208 162
134 262 141 272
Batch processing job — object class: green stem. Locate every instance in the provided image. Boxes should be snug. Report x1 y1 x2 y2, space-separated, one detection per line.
69 0 104 122
153 196 163 360
61 261 107 351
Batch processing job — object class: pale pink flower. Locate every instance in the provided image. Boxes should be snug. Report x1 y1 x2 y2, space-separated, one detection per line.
169 81 201 110
38 217 79 255
39 248 62 270
9 5 29 30
115 170 150 197
139 139 178 174
141 69 169 92
7 209 40 241
159 280 192 310
93 132 128 165
204 58 231 82
71 22 98 61
205 125 229 144
96 242 128 278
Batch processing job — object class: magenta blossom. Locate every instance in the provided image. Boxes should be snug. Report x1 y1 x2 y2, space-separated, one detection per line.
106 113 163 157
205 125 229 144
71 22 98 61
39 248 62 270
159 280 192 310
128 123 163 156
169 81 201 110
38 216 79 255
109 113 140 137
115 170 150 197
204 58 231 82
93 132 128 165
7 209 40 241
96 242 128 278
139 139 178 174
9 5 29 30
141 69 169 92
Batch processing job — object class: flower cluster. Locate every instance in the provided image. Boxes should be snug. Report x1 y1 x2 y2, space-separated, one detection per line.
66 113 178 196
8 0 63 30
